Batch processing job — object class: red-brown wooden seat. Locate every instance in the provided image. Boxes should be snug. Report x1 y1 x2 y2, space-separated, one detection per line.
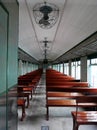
18 93 30 108
18 86 33 100
46 69 97 121
46 99 76 120
71 96 97 130
47 92 83 98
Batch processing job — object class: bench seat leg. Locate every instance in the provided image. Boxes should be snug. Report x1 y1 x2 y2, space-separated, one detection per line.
17 99 26 121
21 105 25 121
72 116 75 130
75 123 79 130
46 106 49 120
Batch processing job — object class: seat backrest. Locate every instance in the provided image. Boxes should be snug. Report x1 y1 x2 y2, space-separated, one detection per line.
76 95 97 117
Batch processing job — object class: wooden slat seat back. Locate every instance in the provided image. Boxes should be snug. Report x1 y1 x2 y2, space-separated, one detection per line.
71 96 97 130
46 82 89 87
46 69 88 87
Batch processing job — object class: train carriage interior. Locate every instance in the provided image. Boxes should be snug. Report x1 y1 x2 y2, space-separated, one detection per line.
0 0 97 130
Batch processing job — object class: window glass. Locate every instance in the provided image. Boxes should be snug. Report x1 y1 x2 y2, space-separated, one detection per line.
71 61 80 79
60 64 63 73
64 63 69 75
87 58 97 88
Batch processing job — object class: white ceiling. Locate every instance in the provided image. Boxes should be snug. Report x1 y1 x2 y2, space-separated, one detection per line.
18 0 97 62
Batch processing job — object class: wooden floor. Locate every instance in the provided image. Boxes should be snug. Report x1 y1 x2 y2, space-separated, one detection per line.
18 73 97 130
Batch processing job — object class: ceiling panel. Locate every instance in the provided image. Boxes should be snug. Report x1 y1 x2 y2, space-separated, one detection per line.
18 0 97 63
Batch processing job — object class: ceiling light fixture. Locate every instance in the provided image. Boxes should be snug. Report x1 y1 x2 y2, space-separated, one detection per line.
33 1 59 29
40 37 52 49
43 48 49 64
42 38 50 64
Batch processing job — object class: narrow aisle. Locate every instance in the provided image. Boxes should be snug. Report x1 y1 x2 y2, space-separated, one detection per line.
27 72 46 119
18 72 97 130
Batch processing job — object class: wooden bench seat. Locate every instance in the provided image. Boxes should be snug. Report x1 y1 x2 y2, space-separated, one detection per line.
71 96 97 130
18 93 30 108
47 99 76 106
17 69 43 121
9 90 30 108
46 69 97 122
46 99 76 120
46 87 97 120
46 98 97 120
72 111 97 130
18 86 34 100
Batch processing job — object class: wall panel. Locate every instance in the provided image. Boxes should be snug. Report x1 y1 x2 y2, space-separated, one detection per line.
0 3 8 94
0 1 19 130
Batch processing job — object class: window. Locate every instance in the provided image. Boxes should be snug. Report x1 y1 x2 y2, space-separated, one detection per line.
64 63 69 75
71 61 80 79
59 63 63 73
87 58 97 88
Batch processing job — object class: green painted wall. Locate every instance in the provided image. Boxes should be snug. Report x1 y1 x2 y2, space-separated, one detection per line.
6 2 19 88
0 1 19 130
0 4 8 130
0 3 8 94
0 0 19 92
